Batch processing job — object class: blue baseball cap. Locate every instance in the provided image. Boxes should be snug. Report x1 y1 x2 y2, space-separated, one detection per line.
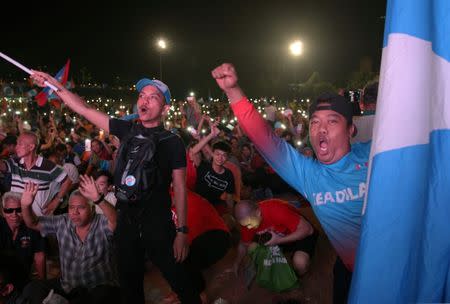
135 78 171 104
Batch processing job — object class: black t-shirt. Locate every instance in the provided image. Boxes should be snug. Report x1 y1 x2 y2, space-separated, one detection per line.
109 119 186 221
195 161 235 206
0 217 45 276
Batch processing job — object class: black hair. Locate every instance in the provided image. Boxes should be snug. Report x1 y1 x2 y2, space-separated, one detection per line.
212 141 231 154
92 170 113 185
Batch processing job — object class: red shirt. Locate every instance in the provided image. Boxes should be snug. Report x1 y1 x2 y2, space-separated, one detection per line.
240 199 301 244
185 151 197 191
172 190 229 244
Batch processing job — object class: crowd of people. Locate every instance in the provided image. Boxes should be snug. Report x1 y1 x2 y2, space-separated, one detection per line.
0 64 378 304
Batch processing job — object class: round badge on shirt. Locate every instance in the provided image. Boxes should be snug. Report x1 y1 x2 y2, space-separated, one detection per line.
125 175 136 186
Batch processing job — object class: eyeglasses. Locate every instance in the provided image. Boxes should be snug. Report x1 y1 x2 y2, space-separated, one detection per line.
3 207 22 214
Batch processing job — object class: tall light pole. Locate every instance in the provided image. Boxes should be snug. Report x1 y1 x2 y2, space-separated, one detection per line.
289 40 303 84
156 38 167 80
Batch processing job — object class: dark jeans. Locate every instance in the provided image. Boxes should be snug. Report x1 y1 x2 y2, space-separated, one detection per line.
115 207 201 304
185 229 231 292
22 278 120 304
333 256 353 304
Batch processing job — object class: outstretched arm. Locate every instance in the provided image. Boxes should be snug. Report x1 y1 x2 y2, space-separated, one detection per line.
30 71 110 132
212 63 310 193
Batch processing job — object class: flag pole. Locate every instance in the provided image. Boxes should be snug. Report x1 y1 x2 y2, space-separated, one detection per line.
0 52 59 92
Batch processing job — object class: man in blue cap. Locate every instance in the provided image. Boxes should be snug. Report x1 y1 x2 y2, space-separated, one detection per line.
30 72 201 304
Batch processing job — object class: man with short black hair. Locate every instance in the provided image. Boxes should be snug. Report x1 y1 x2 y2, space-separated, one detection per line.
195 141 235 215
30 72 200 304
212 63 371 303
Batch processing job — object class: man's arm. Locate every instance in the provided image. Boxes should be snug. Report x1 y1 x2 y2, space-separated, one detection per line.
172 168 189 263
30 71 110 132
265 217 314 246
212 63 310 193
33 252 46 279
21 182 42 231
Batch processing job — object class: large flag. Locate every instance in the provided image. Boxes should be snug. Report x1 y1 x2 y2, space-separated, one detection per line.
34 59 70 107
349 1 450 303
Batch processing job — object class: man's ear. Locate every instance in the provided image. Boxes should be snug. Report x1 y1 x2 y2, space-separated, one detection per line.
348 124 356 138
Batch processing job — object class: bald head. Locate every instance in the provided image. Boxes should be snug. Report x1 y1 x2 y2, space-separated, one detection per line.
19 132 39 148
235 200 262 229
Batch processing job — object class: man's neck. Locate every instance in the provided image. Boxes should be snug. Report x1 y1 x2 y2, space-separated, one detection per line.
75 221 92 241
141 120 162 129
23 154 38 170
212 163 225 174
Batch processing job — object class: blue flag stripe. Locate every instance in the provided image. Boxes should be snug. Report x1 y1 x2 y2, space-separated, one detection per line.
383 0 450 62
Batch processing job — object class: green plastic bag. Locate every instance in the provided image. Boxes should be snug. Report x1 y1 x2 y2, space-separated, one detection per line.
249 244 299 292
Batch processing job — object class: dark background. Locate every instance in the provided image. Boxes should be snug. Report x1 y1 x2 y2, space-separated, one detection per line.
1 0 387 99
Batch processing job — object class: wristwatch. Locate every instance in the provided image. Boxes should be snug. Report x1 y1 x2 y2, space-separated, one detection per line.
175 226 189 234
93 194 105 205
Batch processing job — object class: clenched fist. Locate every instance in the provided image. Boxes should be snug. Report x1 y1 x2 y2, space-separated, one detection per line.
211 63 245 103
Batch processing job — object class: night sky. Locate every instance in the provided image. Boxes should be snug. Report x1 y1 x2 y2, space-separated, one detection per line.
2 0 387 99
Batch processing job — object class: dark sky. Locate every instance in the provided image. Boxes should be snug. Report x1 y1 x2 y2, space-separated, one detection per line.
2 0 386 98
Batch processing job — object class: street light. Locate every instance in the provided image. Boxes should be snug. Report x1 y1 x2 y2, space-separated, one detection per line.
289 40 303 85
156 38 167 80
289 40 303 56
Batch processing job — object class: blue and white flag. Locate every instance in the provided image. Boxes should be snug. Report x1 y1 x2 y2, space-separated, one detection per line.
349 1 450 303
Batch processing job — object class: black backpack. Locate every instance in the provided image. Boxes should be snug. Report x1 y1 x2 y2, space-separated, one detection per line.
113 124 162 203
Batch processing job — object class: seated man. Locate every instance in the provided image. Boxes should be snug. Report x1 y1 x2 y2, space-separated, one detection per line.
233 199 317 276
20 176 119 304
0 192 46 280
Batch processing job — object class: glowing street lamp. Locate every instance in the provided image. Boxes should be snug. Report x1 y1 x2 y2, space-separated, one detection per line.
289 40 303 85
156 38 167 80
289 40 303 56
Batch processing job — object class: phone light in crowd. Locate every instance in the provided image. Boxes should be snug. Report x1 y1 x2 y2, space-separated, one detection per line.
280 124 286 130
71 128 74 133
166 121 170 125
50 110 54 114
15 111 20 115
24 121 28 125
189 92 195 97
65 137 69 142
263 114 267 118
201 129 206 134
229 119 234 124
85 139 91 152
296 141 303 146
186 126 194 133
221 119 226 124
24 108 27 112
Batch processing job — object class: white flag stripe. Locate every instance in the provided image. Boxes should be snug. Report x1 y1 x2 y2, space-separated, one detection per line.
372 33 450 156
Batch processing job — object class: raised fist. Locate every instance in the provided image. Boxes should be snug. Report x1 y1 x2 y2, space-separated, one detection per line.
211 63 239 91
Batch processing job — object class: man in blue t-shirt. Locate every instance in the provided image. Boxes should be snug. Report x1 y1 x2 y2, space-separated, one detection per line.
212 63 371 303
